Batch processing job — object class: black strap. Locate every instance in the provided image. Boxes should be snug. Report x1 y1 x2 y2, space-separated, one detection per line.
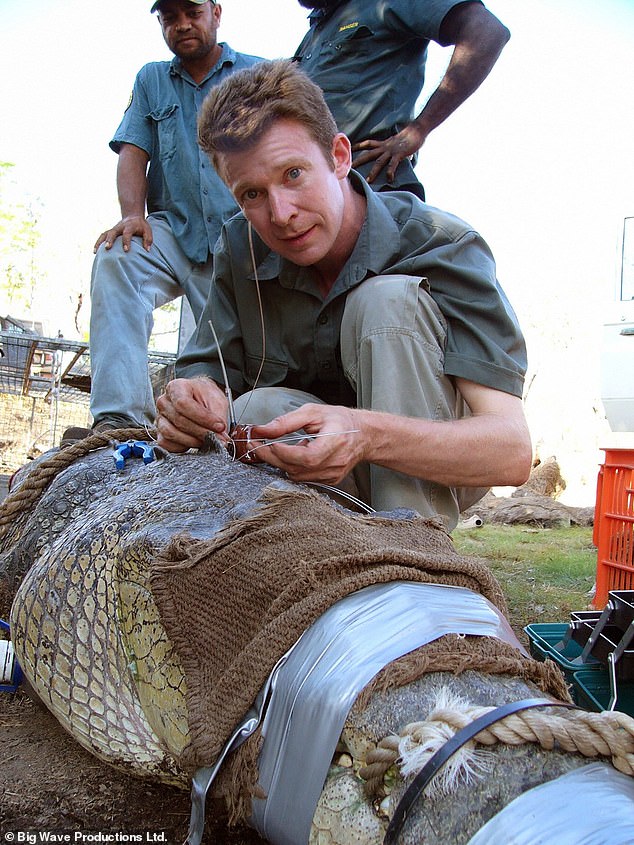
383 697 576 845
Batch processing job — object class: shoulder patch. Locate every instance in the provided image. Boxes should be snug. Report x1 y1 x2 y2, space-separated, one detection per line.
338 21 359 32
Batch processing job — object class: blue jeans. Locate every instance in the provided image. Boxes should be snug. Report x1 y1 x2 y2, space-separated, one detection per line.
89 214 212 426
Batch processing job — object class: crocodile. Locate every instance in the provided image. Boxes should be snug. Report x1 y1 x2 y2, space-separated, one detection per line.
1 433 633 845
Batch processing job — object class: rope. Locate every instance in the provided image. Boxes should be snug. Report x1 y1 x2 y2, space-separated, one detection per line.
361 735 401 798
0 428 153 537
384 699 565 845
360 703 634 798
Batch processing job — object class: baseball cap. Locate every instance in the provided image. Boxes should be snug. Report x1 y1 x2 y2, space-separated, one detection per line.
151 0 215 13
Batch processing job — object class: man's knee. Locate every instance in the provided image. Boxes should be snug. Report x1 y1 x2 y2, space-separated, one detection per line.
341 275 446 342
91 236 147 298
91 215 177 288
233 387 322 425
90 222 188 312
340 275 448 382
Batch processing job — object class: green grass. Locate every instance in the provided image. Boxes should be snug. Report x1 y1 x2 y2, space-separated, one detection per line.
452 525 597 643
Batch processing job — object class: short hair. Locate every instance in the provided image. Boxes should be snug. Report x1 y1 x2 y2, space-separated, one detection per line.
198 59 339 173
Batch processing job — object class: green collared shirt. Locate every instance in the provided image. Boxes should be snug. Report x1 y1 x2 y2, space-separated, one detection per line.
294 0 480 190
177 174 526 400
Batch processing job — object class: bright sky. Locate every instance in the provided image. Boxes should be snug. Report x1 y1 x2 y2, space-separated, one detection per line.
1 0 633 500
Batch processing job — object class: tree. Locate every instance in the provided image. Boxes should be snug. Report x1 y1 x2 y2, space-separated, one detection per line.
0 162 44 314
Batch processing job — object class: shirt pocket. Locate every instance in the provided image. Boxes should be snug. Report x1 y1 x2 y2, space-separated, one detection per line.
329 24 375 57
244 354 289 390
147 103 180 161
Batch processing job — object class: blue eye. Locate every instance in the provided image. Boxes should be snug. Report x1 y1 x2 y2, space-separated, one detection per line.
288 167 301 180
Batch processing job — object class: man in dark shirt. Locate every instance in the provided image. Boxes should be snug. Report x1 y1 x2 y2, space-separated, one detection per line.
294 0 510 197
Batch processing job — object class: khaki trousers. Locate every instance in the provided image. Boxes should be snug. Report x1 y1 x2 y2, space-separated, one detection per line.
234 275 485 529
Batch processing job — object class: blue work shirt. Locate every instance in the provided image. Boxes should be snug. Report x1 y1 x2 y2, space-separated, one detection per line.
111 44 261 265
294 0 479 190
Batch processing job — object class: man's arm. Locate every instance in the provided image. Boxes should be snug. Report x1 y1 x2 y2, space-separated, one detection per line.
93 143 153 253
353 2 510 184
246 380 532 490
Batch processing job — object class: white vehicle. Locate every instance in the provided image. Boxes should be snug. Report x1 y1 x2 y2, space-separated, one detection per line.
601 217 634 432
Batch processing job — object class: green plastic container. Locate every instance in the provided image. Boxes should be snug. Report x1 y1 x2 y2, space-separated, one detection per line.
524 623 602 705
524 623 600 678
572 668 634 717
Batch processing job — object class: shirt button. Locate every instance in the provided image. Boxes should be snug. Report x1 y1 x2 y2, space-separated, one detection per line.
202 188 208 195
321 361 331 370
318 314 328 325
207 216 212 222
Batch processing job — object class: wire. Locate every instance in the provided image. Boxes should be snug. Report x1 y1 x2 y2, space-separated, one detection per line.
234 222 267 426
207 319 237 429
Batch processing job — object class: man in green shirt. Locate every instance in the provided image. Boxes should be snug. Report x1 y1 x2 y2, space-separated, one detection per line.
294 0 510 197
155 60 532 529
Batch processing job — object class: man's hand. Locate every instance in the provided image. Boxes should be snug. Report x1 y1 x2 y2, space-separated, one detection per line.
248 403 364 484
94 215 153 253
155 377 229 453
352 123 426 185
95 143 152 252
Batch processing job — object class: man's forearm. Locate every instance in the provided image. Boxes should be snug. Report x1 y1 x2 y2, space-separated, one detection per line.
357 410 531 488
355 386 531 490
414 4 510 139
116 143 150 219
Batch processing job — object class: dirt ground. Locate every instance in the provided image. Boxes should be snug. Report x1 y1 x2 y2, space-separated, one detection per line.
0 689 266 844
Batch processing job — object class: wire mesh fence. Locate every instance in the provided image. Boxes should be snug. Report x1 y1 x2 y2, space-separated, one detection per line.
0 393 91 472
0 330 174 472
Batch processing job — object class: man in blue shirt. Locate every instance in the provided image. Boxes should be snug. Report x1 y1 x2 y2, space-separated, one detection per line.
294 0 510 197
62 0 260 443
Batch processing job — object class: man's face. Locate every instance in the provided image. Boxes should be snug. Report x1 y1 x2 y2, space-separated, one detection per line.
218 119 353 271
157 0 221 62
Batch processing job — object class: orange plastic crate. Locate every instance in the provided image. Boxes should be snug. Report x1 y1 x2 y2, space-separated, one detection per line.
594 449 634 608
